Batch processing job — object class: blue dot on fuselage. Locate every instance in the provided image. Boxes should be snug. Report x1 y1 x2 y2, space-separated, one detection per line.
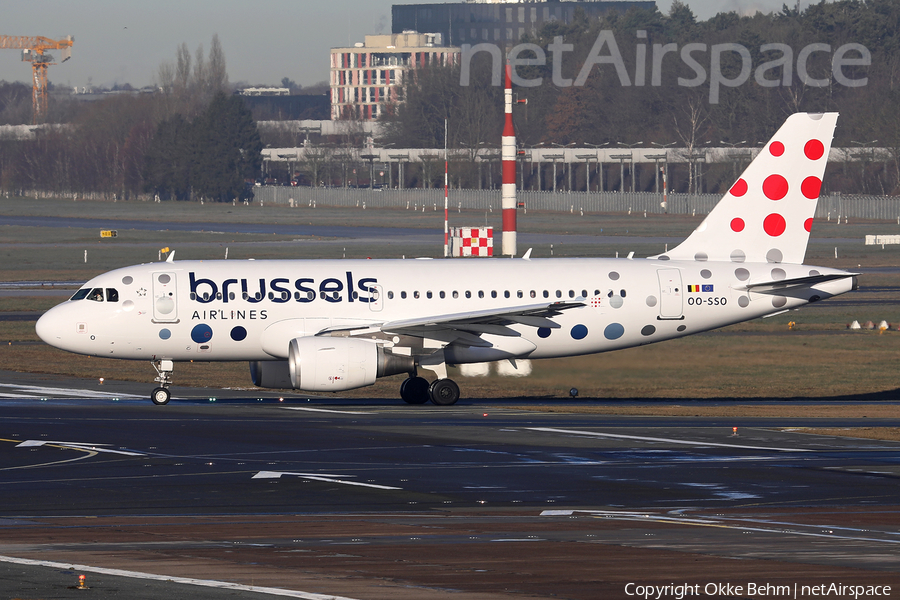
159 328 171 340
230 326 247 341
604 323 625 340
191 324 213 344
537 327 552 338
571 324 588 340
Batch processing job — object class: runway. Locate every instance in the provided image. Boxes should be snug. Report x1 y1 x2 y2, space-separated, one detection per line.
0 373 899 598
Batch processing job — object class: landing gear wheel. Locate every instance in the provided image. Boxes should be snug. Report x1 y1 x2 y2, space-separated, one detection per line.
151 387 171 405
400 376 430 404
429 379 460 406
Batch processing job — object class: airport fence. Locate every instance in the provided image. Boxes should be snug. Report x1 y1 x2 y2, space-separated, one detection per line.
252 186 900 221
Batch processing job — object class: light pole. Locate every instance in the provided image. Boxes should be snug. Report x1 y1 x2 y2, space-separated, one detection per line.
650 142 675 194
544 153 564 192
851 139 877 194
720 140 747 180
360 153 378 189
616 141 642 193
587 142 609 190
576 153 598 192
389 152 408 189
551 142 575 190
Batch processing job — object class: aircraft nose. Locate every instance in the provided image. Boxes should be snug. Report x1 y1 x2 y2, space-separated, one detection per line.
35 305 66 347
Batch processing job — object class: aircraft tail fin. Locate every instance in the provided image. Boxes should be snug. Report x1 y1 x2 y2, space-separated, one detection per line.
660 112 838 265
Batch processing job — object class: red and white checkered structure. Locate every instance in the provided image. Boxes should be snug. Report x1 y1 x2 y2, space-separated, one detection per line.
451 227 493 257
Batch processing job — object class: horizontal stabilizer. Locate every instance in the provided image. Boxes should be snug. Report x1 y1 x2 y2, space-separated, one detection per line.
738 272 857 294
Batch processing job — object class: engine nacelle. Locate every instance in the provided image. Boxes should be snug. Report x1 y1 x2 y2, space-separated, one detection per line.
284 337 415 392
249 360 292 388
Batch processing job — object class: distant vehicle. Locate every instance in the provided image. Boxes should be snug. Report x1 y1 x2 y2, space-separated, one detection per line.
36 113 855 406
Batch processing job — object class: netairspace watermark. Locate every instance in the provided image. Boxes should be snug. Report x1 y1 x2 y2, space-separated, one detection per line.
460 31 871 104
624 582 892 599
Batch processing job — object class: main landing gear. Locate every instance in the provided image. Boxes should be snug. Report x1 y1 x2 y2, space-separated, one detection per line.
150 359 174 405
400 374 461 406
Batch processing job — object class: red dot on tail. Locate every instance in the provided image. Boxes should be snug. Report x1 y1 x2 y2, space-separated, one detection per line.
770 141 785 156
730 178 748 197
804 139 825 160
763 174 788 200
764 213 786 237
801 176 821 199
731 218 745 232
805 218 813 232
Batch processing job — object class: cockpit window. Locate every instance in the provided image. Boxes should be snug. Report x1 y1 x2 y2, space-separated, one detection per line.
106 288 119 302
70 288 90 301
86 288 104 302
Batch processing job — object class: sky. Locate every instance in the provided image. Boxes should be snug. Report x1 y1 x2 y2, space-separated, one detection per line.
1 0 804 91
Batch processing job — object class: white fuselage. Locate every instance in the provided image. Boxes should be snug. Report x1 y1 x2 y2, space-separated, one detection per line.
35 257 855 364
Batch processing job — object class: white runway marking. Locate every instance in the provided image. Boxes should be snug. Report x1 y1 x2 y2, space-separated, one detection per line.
0 383 143 400
252 471 401 490
281 407 369 415
15 440 144 456
527 427 812 452
542 510 900 545
0 554 360 599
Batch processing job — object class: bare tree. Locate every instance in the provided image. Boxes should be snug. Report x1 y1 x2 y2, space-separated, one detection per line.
673 93 710 194
207 34 229 95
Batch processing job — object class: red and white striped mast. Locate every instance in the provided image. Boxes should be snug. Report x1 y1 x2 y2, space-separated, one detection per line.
443 118 449 257
501 63 517 257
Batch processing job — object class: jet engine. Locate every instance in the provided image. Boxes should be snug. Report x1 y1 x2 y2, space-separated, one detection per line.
251 337 414 392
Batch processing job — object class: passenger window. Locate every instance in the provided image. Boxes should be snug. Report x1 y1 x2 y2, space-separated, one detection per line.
452 291 459 299
401 291 407 299
413 291 420 299
556 290 562 298
530 290 536 298
87 288 104 302
543 290 549 298
427 291 433 299
621 289 627 297
491 291 497 298
581 290 587 298
388 291 394 299
478 291 484 298
569 290 575 298
70 288 90 301
465 291 472 298
504 291 510 298
517 290 523 298
439 291 445 299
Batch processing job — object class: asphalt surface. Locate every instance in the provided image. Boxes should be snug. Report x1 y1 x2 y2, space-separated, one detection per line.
0 371 899 599
0 214 864 247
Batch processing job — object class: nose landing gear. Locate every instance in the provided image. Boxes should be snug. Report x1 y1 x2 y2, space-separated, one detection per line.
151 359 174 405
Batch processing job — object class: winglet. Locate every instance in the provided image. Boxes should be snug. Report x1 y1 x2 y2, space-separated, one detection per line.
166 250 175 263
522 248 533 260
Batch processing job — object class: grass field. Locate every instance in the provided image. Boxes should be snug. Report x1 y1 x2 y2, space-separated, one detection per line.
1 195 899 421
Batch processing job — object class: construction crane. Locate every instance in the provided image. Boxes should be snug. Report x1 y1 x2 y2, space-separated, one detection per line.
0 35 73 123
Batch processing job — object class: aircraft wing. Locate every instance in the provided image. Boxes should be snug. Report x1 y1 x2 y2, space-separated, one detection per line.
318 301 585 347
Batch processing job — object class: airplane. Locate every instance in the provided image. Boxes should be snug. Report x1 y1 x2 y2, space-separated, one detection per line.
35 112 856 406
